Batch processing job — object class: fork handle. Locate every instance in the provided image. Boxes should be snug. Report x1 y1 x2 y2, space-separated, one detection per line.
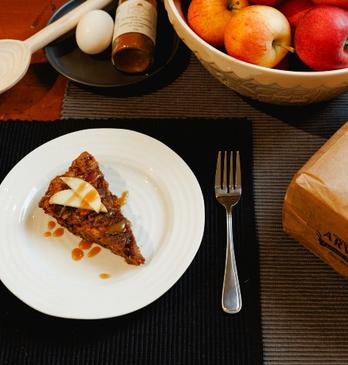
222 209 242 314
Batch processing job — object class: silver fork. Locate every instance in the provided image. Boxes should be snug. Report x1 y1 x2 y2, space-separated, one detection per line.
215 151 242 314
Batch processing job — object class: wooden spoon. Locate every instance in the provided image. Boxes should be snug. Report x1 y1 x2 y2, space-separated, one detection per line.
0 0 113 94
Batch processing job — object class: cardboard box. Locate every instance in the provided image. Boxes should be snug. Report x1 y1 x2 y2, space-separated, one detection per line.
283 122 348 278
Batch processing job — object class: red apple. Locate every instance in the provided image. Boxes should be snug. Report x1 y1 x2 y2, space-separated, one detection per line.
224 5 292 68
187 0 249 47
279 0 315 29
312 0 348 9
251 0 282 5
295 5 348 70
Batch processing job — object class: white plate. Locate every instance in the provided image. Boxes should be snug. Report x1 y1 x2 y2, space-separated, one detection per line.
0 129 205 319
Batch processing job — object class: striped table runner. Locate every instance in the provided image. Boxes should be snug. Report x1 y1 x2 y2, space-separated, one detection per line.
63 53 348 364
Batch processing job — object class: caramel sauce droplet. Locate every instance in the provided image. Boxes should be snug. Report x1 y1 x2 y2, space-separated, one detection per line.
44 231 52 237
48 221 56 230
53 227 64 237
79 240 93 250
72 248 84 261
117 191 128 206
87 246 102 258
99 273 110 279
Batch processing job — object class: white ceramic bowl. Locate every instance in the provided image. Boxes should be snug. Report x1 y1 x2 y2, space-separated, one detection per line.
164 0 348 105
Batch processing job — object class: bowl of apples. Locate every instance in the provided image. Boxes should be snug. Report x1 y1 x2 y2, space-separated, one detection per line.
164 0 348 105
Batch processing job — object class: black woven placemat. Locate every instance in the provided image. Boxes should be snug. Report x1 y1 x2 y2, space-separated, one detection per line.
0 118 262 365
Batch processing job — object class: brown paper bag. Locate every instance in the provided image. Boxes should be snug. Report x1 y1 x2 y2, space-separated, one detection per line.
283 122 348 278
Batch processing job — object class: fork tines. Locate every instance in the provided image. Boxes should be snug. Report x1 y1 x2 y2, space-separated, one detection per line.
215 151 241 193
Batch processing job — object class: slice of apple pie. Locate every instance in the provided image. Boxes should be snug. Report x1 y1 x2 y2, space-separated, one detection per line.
39 151 145 265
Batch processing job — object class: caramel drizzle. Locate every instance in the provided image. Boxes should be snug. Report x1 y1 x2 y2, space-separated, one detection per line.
99 273 110 279
72 248 84 261
87 246 102 258
79 240 93 250
53 227 64 237
65 181 99 209
117 191 128 206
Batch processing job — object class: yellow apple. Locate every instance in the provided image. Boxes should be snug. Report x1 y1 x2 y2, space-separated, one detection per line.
224 5 292 68
188 0 249 47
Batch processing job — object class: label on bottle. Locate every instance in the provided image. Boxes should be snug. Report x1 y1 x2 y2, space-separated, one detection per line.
113 0 157 44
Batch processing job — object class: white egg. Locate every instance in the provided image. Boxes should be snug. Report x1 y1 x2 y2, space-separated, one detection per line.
76 10 114 55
